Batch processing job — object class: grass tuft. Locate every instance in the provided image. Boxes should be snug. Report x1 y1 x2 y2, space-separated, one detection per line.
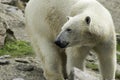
117 44 120 62
117 44 120 52
0 40 34 57
86 62 99 71
116 72 120 79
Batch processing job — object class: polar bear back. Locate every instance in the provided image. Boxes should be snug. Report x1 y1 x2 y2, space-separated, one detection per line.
25 0 80 39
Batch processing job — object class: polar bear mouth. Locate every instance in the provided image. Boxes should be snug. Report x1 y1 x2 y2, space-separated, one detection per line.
54 40 69 48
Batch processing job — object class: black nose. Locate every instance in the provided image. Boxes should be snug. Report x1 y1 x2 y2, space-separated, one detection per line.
54 40 69 48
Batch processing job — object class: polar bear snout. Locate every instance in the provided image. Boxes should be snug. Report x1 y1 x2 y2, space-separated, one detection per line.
54 40 69 48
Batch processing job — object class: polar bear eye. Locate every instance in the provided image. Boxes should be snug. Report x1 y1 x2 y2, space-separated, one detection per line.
66 28 72 32
85 16 91 25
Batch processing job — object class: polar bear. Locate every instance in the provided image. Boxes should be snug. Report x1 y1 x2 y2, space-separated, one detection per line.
25 0 116 80
55 0 116 80
25 0 79 80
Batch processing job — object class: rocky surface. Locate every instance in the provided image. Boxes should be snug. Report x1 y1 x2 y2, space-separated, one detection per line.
16 64 34 71
0 53 120 80
0 2 29 45
0 0 120 80
0 59 10 65
68 68 99 80
0 0 28 11
0 57 46 80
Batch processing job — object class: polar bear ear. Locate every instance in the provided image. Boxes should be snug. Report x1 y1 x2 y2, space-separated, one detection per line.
85 16 91 25
66 16 71 20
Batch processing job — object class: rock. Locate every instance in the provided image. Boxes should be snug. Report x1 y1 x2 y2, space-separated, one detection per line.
13 78 24 80
0 59 10 65
68 68 99 80
15 58 29 63
0 0 13 5
0 3 29 42
1 0 29 12
117 51 120 55
0 17 7 48
0 55 11 59
16 64 34 71
0 58 46 80
5 28 16 42
15 0 28 11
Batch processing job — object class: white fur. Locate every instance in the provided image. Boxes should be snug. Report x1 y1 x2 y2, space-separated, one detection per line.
61 0 116 80
25 0 116 80
25 0 79 80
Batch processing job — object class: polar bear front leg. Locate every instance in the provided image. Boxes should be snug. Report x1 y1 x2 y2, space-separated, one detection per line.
40 39 64 80
66 46 90 75
94 43 116 80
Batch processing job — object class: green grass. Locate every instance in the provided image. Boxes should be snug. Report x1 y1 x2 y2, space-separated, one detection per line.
116 72 120 79
117 44 120 62
117 54 120 62
0 40 34 57
86 62 99 71
117 44 120 52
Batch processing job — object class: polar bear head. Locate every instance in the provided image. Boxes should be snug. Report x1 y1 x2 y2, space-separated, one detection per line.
55 14 99 48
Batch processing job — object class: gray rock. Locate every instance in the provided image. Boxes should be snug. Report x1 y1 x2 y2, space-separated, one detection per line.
1 0 29 12
0 59 10 65
15 58 29 63
0 0 13 4
0 17 7 48
0 58 46 80
0 55 11 59
13 78 24 80
68 68 99 80
0 3 29 42
16 64 34 71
